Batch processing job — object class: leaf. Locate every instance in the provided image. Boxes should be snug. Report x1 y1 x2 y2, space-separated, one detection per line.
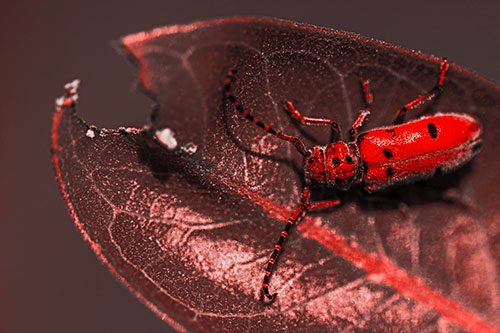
52 18 500 331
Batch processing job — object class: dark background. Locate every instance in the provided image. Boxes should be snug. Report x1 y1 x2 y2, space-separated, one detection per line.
2 1 499 332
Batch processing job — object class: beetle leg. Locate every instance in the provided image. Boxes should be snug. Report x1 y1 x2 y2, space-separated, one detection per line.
283 99 341 142
349 78 372 138
394 58 449 124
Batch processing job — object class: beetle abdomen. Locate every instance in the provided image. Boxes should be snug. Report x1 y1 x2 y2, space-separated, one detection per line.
357 113 482 192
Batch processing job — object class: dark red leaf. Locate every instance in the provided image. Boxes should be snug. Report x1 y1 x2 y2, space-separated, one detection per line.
52 18 500 331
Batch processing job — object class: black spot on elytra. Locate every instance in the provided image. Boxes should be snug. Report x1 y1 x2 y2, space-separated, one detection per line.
308 156 316 164
435 167 442 176
427 123 438 139
386 128 396 138
382 149 394 159
345 155 354 164
386 167 395 177
472 142 482 153
332 157 340 166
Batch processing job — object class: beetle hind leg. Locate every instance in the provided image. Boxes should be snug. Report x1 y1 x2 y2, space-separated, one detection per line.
394 58 450 124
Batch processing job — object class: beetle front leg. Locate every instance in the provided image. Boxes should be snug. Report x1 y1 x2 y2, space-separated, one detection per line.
283 99 342 142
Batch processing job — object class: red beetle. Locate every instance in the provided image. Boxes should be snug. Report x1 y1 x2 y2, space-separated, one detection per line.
224 58 483 301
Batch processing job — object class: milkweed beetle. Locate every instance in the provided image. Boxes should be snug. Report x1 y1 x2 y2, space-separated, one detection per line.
224 58 483 301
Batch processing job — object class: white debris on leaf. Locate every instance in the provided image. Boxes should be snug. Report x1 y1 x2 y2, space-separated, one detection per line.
118 126 142 134
56 79 80 107
64 79 80 103
180 142 197 155
64 79 80 95
155 128 178 150
86 129 95 138
55 96 65 107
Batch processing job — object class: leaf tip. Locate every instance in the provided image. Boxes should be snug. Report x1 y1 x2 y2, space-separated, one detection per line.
55 79 81 108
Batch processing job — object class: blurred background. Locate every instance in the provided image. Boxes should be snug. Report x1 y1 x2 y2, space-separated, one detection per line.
2 1 499 332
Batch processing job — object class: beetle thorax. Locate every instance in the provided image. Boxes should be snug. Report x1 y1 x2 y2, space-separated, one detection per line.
304 141 362 190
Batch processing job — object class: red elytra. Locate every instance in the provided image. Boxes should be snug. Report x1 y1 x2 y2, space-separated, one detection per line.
225 58 483 301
